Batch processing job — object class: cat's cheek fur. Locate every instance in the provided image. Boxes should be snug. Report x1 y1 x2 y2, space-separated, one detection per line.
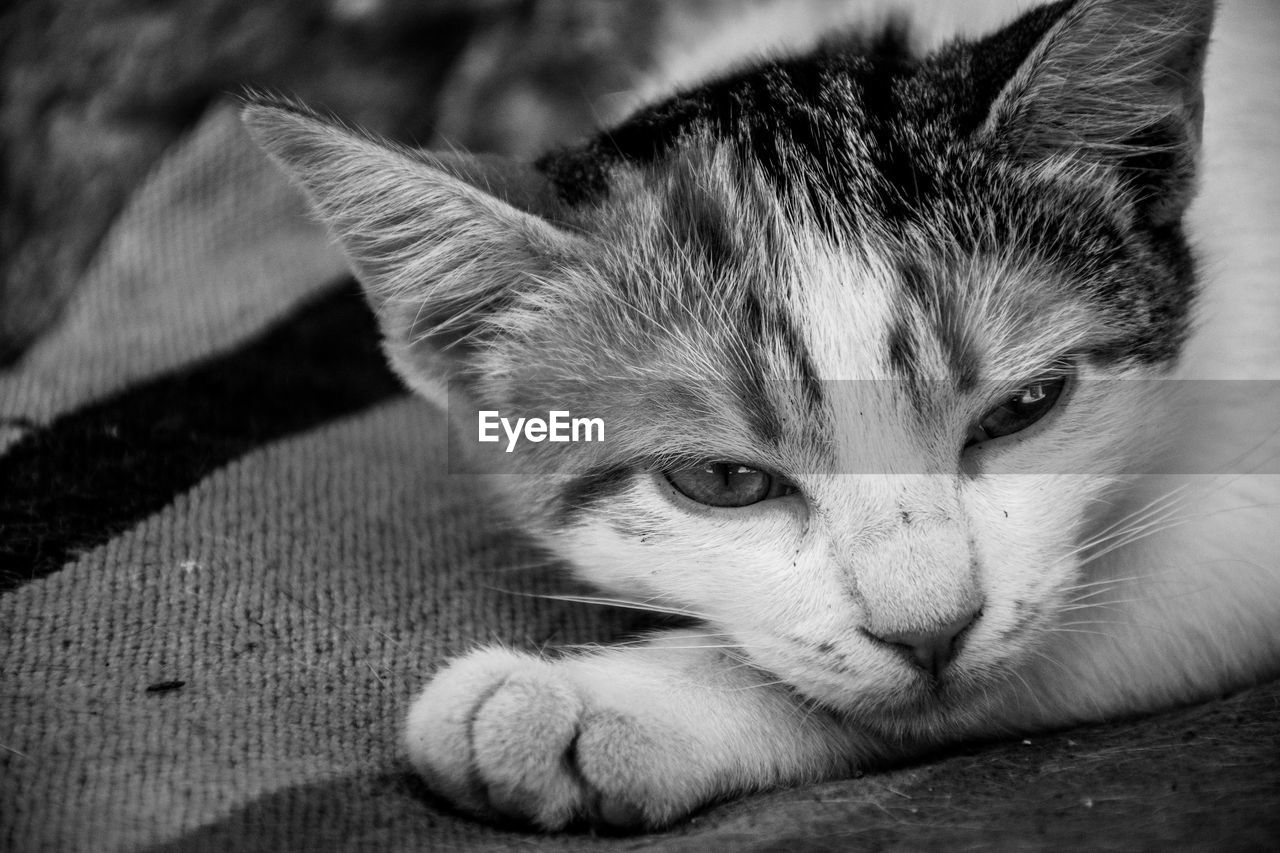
966 476 1098 642
552 476 809 610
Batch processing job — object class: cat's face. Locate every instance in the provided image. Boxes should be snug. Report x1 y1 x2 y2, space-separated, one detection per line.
244 0 1210 738
510 149 1174 736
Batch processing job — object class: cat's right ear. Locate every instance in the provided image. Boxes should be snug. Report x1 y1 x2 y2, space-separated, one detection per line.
980 0 1214 226
240 97 587 398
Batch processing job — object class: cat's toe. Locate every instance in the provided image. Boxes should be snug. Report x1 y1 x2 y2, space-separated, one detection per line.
403 648 591 829
467 667 587 828
570 709 674 830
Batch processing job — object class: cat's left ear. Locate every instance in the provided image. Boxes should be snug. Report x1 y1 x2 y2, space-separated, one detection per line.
982 0 1215 226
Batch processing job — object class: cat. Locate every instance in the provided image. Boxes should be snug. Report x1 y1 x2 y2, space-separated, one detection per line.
243 0 1280 832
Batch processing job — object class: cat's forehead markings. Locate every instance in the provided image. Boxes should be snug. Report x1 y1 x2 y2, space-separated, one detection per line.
534 23 917 215
791 242 898 383
786 241 993 449
627 151 830 444
740 280 826 419
888 258 981 393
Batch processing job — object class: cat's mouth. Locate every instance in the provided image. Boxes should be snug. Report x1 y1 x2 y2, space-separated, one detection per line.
739 623 1026 732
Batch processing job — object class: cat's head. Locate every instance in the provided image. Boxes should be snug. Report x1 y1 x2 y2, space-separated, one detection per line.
245 0 1213 736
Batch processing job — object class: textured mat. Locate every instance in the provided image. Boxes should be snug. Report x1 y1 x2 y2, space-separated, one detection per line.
3 22 1280 853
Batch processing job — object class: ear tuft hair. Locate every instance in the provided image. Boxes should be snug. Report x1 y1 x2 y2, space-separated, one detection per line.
982 0 1215 225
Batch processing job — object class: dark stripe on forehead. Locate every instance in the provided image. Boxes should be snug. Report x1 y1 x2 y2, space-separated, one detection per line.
898 259 932 308
886 318 917 379
940 322 980 392
741 285 825 434
737 287 785 443
885 317 933 415
895 260 980 392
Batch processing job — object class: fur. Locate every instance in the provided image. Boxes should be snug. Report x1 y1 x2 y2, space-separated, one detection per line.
242 0 1280 832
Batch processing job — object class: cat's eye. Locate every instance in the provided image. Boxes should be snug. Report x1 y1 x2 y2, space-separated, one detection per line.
967 373 1070 446
665 462 796 508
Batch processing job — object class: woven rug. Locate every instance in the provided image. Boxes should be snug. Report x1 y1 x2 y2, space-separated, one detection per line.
3 60 1280 853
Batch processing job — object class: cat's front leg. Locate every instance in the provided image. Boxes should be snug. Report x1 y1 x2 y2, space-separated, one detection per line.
403 629 870 830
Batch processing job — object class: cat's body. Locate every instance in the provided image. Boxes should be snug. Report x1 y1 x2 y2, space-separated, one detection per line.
244 0 1280 831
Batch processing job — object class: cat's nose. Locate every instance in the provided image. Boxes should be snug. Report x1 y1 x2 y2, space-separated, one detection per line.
866 609 980 679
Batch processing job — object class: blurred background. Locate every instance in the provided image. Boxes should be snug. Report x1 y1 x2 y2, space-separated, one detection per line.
0 0 766 366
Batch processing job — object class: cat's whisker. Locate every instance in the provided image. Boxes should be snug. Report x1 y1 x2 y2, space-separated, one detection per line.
1054 616 1183 641
724 677 793 693
1059 580 1122 598
1063 584 1208 609
472 560 569 575
1074 521 1175 561
1039 497 1191 575
1000 664 1053 717
1099 498 1197 539
1060 572 1162 591
492 589 712 621
1062 588 1129 607
1094 482 1192 530
1055 597 1165 613
1080 525 1187 563
1055 602 1126 614
791 694 841 732
1054 618 1128 628
1022 648 1075 681
1093 482 1192 534
553 642 748 653
1045 627 1114 638
1061 576 1205 606
1166 500 1280 524
1074 491 1193 557
1075 515 1193 566
1075 499 1280 570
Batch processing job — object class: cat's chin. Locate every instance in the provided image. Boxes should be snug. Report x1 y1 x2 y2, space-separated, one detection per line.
767 657 1017 740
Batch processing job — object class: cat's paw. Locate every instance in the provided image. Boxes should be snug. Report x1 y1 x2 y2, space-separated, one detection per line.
403 647 695 831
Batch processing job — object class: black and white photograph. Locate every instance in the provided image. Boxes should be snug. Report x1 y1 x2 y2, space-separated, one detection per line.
2 0 1279 849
